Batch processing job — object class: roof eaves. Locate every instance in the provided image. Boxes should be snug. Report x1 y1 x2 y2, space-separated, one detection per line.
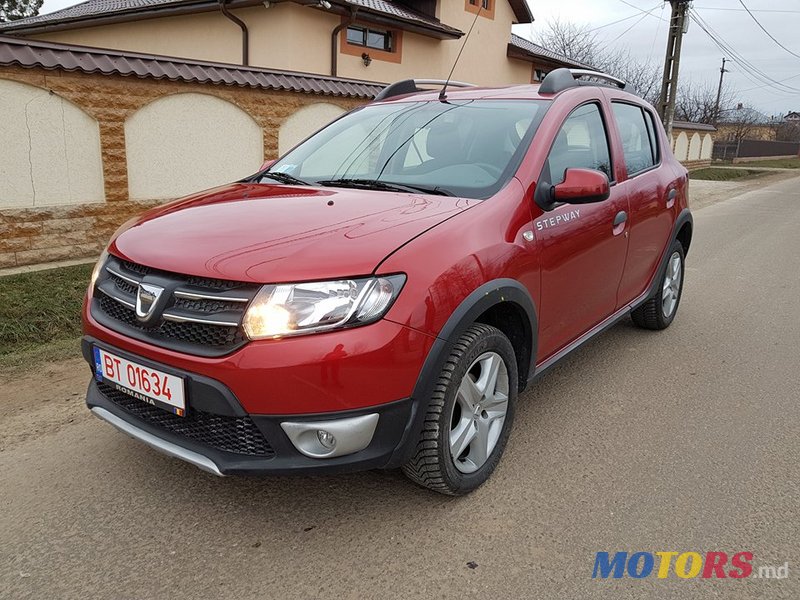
0 34 384 98
507 0 533 24
673 120 717 132
508 34 593 70
1 0 464 39
0 0 251 34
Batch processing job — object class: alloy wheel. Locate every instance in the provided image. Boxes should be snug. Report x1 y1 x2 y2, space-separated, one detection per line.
449 351 510 474
662 251 683 318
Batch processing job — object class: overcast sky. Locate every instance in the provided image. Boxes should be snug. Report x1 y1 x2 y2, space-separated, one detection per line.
38 0 800 116
517 0 800 116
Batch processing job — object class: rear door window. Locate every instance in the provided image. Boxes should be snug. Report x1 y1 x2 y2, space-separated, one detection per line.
612 102 658 176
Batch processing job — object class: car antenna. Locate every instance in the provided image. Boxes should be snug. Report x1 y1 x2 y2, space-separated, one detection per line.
439 5 482 102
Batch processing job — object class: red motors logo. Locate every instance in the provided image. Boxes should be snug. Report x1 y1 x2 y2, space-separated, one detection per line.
592 551 757 579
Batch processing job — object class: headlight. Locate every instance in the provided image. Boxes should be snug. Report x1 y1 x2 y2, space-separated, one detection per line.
243 275 405 340
90 249 109 290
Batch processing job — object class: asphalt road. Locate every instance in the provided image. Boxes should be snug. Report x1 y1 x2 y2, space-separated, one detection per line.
2 175 799 599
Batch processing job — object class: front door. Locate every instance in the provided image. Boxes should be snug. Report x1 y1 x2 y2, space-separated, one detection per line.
535 102 630 362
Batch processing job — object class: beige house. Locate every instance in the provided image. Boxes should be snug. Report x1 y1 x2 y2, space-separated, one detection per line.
1 0 591 270
0 0 580 86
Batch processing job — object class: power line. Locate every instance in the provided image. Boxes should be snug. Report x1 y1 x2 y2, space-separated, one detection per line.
606 8 657 45
586 5 661 34
646 3 668 64
617 0 668 22
737 0 800 61
694 6 800 14
689 9 800 95
738 72 800 94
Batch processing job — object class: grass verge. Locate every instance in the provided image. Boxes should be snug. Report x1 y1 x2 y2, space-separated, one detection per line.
0 263 92 362
0 337 82 375
731 157 800 169
690 168 769 182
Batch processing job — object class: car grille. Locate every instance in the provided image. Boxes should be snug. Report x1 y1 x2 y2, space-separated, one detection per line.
97 381 275 457
91 256 259 357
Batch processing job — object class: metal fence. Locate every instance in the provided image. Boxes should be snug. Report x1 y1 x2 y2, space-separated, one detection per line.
713 139 800 161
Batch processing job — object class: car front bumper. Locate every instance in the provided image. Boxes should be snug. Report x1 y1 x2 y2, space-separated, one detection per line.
82 338 420 476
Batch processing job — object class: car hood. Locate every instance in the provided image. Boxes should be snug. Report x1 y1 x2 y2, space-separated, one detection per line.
111 183 476 283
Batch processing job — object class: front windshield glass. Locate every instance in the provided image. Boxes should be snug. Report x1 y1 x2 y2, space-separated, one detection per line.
265 99 549 199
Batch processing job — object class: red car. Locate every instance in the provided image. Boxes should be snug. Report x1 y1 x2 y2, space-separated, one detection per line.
83 69 692 495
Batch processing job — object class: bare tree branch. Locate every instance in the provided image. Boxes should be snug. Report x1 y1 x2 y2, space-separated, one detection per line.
0 0 42 21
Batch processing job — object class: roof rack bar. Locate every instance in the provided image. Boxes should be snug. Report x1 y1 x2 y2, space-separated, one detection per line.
374 78 476 101
568 69 626 89
539 67 627 95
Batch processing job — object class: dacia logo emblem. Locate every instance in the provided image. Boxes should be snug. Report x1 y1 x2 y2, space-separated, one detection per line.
135 283 164 321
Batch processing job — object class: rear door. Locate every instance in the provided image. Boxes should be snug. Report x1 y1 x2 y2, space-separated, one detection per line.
608 100 676 305
535 102 630 361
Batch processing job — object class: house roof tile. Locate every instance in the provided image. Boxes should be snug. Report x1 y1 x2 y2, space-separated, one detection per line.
0 0 464 37
0 34 384 98
508 34 593 70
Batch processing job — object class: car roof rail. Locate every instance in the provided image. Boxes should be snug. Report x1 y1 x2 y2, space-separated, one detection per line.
374 78 476 101
539 68 627 95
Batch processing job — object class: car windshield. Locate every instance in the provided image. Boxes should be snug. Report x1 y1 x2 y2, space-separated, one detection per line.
264 99 549 199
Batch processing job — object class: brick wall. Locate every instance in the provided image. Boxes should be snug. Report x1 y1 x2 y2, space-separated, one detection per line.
0 65 363 269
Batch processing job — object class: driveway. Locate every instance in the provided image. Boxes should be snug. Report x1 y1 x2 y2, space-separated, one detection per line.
1 174 799 599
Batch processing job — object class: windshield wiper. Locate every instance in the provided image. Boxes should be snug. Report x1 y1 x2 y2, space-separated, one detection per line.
261 171 312 186
316 178 453 196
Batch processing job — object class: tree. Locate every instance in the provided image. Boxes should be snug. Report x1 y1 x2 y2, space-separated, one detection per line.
535 18 601 66
674 81 734 125
0 0 42 22
535 18 661 106
776 122 800 143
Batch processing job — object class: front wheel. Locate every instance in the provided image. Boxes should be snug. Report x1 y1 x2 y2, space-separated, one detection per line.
631 240 685 330
402 324 517 495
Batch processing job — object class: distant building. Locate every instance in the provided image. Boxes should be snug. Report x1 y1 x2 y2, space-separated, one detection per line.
785 111 800 122
717 103 777 142
0 0 586 87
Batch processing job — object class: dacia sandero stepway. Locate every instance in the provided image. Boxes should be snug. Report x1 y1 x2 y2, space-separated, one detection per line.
83 68 692 495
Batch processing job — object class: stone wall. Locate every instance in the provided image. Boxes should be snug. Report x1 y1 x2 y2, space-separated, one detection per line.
0 64 363 269
671 126 715 166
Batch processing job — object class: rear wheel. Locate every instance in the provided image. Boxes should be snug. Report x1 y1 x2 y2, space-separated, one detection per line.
631 240 685 330
402 324 517 495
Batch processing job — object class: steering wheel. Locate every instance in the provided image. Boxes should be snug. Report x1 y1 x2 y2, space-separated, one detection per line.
474 163 503 178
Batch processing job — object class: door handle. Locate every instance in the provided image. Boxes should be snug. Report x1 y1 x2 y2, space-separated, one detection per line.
667 188 677 208
613 211 628 227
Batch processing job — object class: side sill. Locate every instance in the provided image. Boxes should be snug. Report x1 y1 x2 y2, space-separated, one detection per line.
528 290 648 385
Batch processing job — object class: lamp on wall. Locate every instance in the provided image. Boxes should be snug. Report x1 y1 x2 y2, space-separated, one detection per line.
361 52 372 67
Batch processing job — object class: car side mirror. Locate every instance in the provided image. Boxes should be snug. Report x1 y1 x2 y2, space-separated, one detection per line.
553 168 610 204
260 159 276 171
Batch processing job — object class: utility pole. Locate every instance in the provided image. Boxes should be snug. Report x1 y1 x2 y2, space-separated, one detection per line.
713 57 728 125
658 0 692 138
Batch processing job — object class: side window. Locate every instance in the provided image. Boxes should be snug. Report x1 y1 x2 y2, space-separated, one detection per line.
612 102 657 176
546 103 612 186
644 109 660 165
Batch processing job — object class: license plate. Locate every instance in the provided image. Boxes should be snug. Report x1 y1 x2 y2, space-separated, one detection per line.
93 347 186 416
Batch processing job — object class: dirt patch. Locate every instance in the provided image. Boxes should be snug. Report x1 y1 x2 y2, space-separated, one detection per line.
0 357 91 452
690 170 799 211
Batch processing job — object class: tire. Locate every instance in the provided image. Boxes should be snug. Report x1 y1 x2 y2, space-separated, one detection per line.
402 323 518 495
631 239 685 330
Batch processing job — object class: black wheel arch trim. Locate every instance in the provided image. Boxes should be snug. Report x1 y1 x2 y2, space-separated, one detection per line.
640 208 693 306
386 279 538 468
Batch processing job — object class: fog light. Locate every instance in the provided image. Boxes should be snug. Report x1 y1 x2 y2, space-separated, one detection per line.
317 430 336 449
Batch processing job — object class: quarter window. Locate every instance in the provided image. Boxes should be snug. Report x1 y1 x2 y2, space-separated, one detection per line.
546 103 612 186
612 102 659 176
346 25 393 51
